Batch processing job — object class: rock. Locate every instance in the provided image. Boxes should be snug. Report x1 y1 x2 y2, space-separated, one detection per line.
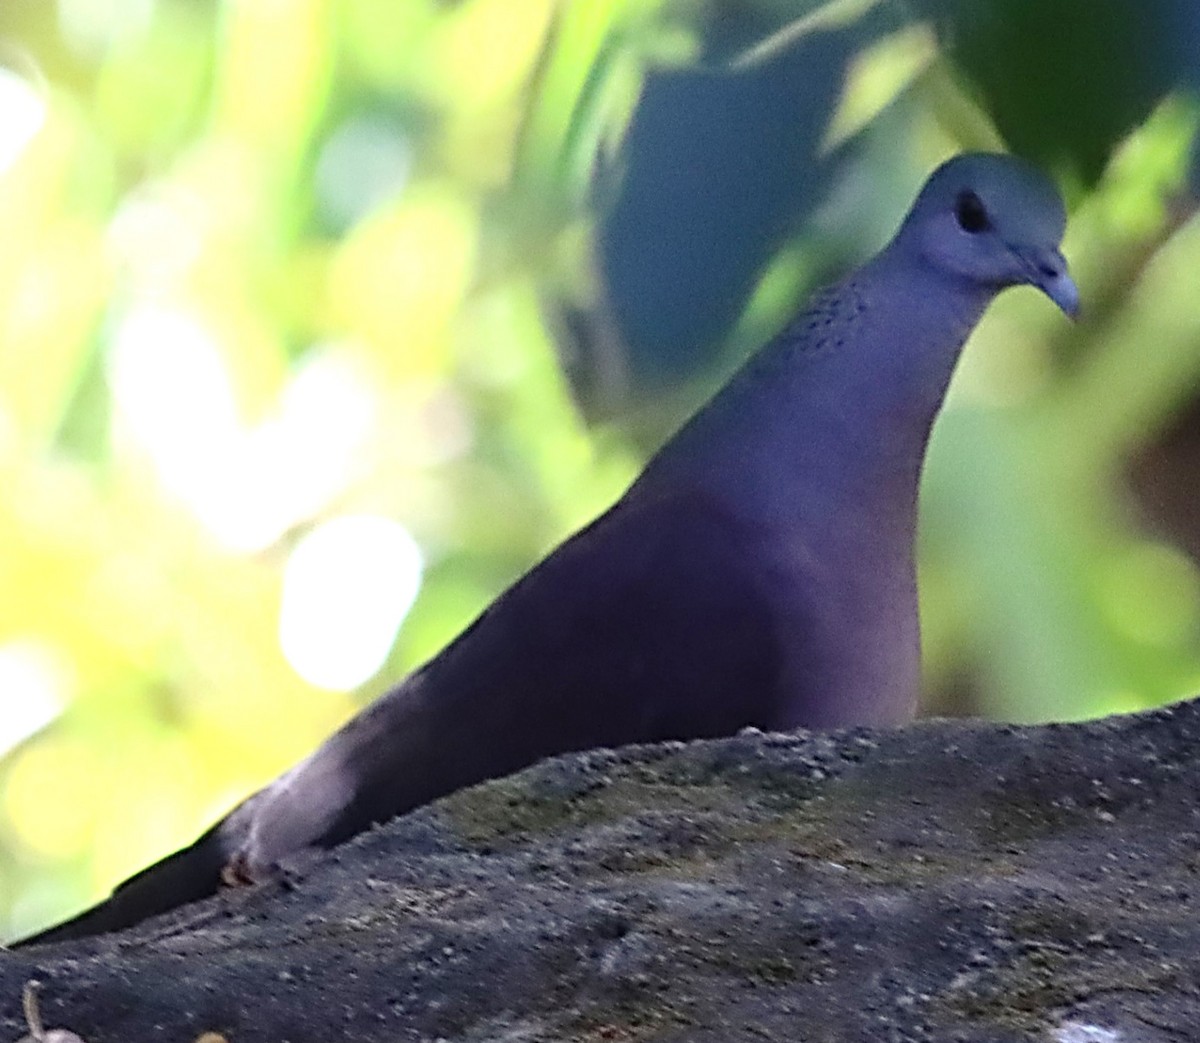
4 700 1200 1042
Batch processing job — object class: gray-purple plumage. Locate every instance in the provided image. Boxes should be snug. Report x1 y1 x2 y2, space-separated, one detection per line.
18 151 1077 946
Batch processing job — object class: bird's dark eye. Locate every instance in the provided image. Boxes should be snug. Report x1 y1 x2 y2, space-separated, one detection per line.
954 190 990 233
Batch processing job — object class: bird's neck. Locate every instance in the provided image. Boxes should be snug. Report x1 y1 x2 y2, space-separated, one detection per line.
637 251 994 546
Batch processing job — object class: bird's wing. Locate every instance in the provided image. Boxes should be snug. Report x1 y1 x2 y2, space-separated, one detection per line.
18 485 795 946
428 484 790 749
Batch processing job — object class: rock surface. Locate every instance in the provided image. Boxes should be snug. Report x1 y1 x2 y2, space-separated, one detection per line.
4 700 1200 1042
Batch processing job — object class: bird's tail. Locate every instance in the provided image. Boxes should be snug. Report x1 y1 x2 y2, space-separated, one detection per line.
12 820 232 948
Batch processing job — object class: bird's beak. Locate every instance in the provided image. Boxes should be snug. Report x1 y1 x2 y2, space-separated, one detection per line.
1018 245 1080 320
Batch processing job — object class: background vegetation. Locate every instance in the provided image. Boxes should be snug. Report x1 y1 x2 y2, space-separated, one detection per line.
0 0 1197 939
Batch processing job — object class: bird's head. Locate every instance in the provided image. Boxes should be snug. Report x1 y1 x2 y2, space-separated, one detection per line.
899 152 1079 319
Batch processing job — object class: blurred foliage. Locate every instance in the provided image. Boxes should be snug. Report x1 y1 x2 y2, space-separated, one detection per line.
0 0 1197 939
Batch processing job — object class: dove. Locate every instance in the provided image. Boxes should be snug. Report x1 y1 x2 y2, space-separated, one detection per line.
18 151 1077 945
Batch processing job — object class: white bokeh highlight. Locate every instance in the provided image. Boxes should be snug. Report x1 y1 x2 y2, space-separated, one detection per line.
106 305 380 551
0 640 73 756
279 515 423 691
0 65 46 175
